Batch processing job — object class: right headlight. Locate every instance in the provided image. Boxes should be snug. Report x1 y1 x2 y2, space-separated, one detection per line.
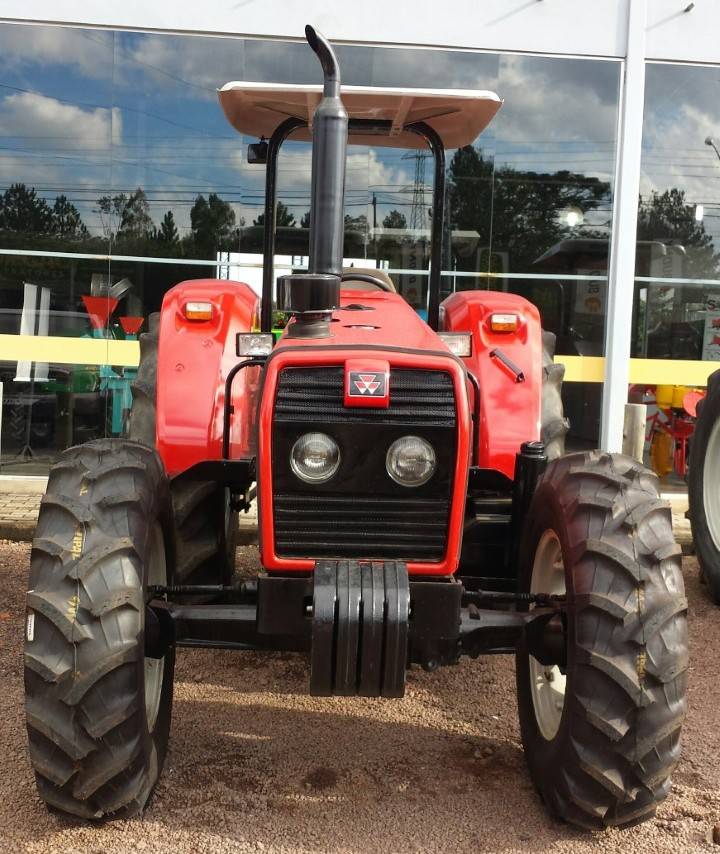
386 435 436 487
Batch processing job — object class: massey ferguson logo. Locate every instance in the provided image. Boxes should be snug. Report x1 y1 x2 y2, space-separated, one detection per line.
349 371 386 397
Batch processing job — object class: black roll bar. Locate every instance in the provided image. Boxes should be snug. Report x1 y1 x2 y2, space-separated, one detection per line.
406 121 446 332
259 118 447 334
260 116 306 333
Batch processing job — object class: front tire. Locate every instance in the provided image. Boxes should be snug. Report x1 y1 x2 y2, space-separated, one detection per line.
688 368 720 602
24 439 175 819
516 451 688 829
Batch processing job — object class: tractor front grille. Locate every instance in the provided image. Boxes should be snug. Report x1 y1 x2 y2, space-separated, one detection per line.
274 367 456 426
274 494 450 559
271 365 457 563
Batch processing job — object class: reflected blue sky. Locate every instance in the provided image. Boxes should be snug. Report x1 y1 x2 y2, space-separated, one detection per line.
642 62 720 247
0 23 621 246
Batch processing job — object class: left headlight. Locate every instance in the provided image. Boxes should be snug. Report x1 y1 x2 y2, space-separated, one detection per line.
290 432 341 483
386 435 436 487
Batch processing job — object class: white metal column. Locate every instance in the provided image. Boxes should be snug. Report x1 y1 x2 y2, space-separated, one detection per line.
600 0 647 452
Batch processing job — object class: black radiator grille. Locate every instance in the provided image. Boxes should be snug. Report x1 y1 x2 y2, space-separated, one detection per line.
274 367 455 426
274 494 450 560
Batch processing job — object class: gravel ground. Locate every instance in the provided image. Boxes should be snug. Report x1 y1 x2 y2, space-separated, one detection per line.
1 540 719 853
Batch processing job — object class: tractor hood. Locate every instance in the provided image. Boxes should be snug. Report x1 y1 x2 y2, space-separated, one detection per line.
275 289 450 353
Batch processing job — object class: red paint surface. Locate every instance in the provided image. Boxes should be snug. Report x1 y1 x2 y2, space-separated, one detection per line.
683 389 705 418
155 279 259 475
441 291 542 479
82 295 118 330
119 316 144 335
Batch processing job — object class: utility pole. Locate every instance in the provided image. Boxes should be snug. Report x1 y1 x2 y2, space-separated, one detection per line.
403 150 429 231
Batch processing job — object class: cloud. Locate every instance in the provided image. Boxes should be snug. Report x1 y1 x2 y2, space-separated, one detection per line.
0 92 122 236
492 55 619 148
117 32 243 100
0 91 121 151
0 24 113 80
640 65 720 211
223 142 412 224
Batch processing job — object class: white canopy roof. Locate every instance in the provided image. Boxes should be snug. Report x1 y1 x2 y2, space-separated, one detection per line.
218 82 502 149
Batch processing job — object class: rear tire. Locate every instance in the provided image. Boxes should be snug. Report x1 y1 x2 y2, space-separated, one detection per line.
516 451 688 829
25 439 174 819
688 368 720 602
541 331 569 460
128 312 237 586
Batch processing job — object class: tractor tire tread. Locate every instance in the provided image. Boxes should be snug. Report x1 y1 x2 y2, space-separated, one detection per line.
25 438 173 820
687 367 720 602
517 450 687 829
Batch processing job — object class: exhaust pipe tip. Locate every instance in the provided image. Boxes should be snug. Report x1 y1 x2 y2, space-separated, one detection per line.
304 24 319 51
304 25 340 95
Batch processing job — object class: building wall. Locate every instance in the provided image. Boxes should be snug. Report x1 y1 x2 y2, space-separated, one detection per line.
7 0 720 65
3 1 632 57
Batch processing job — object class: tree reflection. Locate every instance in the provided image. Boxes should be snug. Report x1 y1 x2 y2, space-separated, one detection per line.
447 145 611 276
637 188 720 280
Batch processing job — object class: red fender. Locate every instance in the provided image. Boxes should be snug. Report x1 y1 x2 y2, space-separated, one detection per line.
156 279 260 476
440 291 542 479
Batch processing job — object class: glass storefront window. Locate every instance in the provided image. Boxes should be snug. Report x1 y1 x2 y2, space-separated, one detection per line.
628 62 720 478
0 21 623 468
1 360 107 473
0 26 114 254
635 62 720 365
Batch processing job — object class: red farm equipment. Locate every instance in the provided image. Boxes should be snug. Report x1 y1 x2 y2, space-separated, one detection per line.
24 27 687 829
688 368 720 603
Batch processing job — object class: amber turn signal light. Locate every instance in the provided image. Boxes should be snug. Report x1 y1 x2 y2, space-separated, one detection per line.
184 301 214 321
489 313 518 332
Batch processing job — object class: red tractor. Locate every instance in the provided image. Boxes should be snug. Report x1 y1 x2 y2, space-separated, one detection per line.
24 27 687 829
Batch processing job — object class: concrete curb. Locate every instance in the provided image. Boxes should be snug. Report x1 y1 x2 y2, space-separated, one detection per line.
0 475 48 495
0 521 37 542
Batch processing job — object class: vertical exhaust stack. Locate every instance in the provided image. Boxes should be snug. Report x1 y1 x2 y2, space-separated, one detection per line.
278 25 348 338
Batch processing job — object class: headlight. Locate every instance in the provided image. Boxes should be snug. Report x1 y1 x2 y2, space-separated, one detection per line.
290 432 340 483
386 435 436 487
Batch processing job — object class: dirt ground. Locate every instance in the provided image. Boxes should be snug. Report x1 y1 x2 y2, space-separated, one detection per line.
1 541 719 854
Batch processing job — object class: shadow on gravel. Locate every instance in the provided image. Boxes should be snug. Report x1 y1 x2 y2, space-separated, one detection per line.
149 695 577 853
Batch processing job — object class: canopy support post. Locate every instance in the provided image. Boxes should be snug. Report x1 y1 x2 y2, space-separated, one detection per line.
407 121 445 331
261 117 305 333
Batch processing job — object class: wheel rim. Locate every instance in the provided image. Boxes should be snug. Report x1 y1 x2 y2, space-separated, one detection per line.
144 524 166 734
703 417 720 551
529 529 567 741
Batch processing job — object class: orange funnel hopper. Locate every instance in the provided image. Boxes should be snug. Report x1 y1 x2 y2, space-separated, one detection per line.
82 295 118 330
119 316 144 335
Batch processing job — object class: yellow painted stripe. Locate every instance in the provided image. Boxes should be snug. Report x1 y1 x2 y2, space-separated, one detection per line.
1 334 718 387
627 358 719 386
0 334 140 367
555 356 604 383
556 356 720 386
